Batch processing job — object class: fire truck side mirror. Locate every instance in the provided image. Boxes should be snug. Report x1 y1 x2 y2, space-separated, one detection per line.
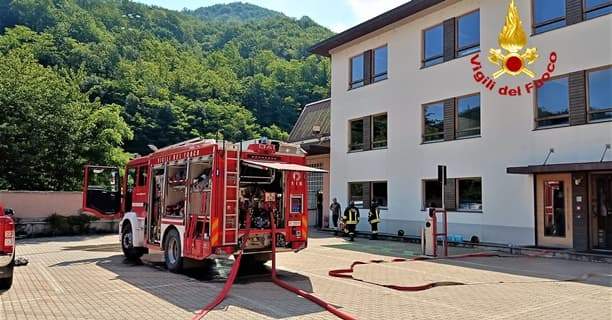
4 208 14 217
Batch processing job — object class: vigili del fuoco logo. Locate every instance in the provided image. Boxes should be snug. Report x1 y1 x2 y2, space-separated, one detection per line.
470 0 558 96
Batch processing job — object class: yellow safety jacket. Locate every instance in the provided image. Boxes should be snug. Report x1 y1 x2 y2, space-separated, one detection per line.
343 207 359 225
369 207 380 224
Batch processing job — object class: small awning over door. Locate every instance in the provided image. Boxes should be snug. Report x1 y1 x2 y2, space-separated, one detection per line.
507 161 612 174
242 160 328 173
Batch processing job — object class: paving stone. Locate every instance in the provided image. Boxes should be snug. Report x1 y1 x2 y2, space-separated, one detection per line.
0 233 609 320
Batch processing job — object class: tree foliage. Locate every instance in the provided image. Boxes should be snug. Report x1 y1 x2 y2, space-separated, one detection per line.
0 49 132 190
190 2 283 23
0 0 332 190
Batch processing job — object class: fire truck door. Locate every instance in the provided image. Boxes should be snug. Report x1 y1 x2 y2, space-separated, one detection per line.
83 166 121 218
132 165 149 216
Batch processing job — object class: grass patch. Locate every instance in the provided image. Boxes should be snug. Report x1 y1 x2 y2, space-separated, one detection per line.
323 242 418 259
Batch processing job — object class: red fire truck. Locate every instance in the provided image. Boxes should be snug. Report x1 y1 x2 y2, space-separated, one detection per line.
0 202 15 290
82 139 324 272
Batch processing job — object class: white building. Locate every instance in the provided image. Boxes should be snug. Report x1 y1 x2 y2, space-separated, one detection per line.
311 0 611 251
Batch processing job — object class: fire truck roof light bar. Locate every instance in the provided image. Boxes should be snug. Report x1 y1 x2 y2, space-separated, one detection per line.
156 138 215 152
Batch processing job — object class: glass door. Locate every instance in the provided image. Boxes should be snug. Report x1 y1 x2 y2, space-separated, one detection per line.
543 181 566 237
591 174 612 250
536 174 573 248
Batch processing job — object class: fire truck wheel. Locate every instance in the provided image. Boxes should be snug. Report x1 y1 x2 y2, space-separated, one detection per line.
121 223 145 260
0 263 14 290
164 228 183 273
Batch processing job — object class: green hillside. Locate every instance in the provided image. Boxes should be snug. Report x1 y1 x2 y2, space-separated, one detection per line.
0 0 333 191
190 2 284 22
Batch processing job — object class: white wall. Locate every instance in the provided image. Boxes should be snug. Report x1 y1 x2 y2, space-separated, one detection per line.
328 0 612 245
0 191 82 219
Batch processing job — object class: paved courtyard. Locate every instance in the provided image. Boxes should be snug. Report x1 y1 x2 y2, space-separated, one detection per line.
0 232 610 319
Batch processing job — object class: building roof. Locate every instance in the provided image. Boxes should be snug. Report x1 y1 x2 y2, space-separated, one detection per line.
310 0 444 57
288 98 331 143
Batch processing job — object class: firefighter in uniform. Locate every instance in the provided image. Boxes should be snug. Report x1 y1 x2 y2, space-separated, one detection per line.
343 201 360 241
368 200 381 240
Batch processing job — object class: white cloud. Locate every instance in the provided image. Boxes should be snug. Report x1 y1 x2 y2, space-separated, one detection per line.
347 0 410 22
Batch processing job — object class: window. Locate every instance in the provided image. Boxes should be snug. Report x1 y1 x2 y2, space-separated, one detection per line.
585 0 612 19
372 114 388 149
536 76 569 128
533 0 566 34
423 24 444 67
350 54 365 89
308 163 324 211
88 167 120 193
349 113 388 151
349 119 364 151
348 182 364 207
127 168 137 190
456 10 480 57
349 45 388 89
349 181 388 208
137 166 147 186
456 94 481 138
423 102 445 142
423 11 480 67
587 67 612 122
457 178 482 211
373 46 388 82
372 182 388 207
423 180 442 209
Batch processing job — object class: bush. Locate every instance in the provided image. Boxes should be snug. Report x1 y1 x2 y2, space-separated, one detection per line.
45 213 99 236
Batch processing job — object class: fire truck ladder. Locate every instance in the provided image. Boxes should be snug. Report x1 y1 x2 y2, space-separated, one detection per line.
222 143 240 245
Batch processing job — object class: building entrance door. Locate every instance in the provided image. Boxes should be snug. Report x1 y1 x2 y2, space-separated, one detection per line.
591 174 612 250
307 163 324 228
536 174 573 248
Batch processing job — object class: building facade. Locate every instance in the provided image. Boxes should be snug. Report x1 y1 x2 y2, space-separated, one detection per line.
311 0 611 250
288 99 331 228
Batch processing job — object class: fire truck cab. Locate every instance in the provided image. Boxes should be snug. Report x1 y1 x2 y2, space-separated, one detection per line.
82 138 324 272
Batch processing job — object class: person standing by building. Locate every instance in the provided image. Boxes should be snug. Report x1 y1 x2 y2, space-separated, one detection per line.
329 198 341 230
368 200 381 240
343 201 359 241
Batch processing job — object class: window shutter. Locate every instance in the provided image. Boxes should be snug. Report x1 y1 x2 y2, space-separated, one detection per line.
443 98 456 141
566 0 584 26
362 116 372 151
443 18 456 61
569 71 586 126
363 182 371 209
364 50 373 85
444 178 457 210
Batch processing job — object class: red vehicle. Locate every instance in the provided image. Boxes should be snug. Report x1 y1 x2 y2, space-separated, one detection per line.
82 139 324 271
0 203 15 290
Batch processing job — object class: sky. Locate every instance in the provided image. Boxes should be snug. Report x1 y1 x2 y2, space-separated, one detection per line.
136 0 409 32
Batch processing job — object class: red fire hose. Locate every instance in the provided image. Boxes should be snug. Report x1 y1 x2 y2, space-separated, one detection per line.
191 214 253 320
328 252 505 292
269 214 357 320
192 212 357 320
